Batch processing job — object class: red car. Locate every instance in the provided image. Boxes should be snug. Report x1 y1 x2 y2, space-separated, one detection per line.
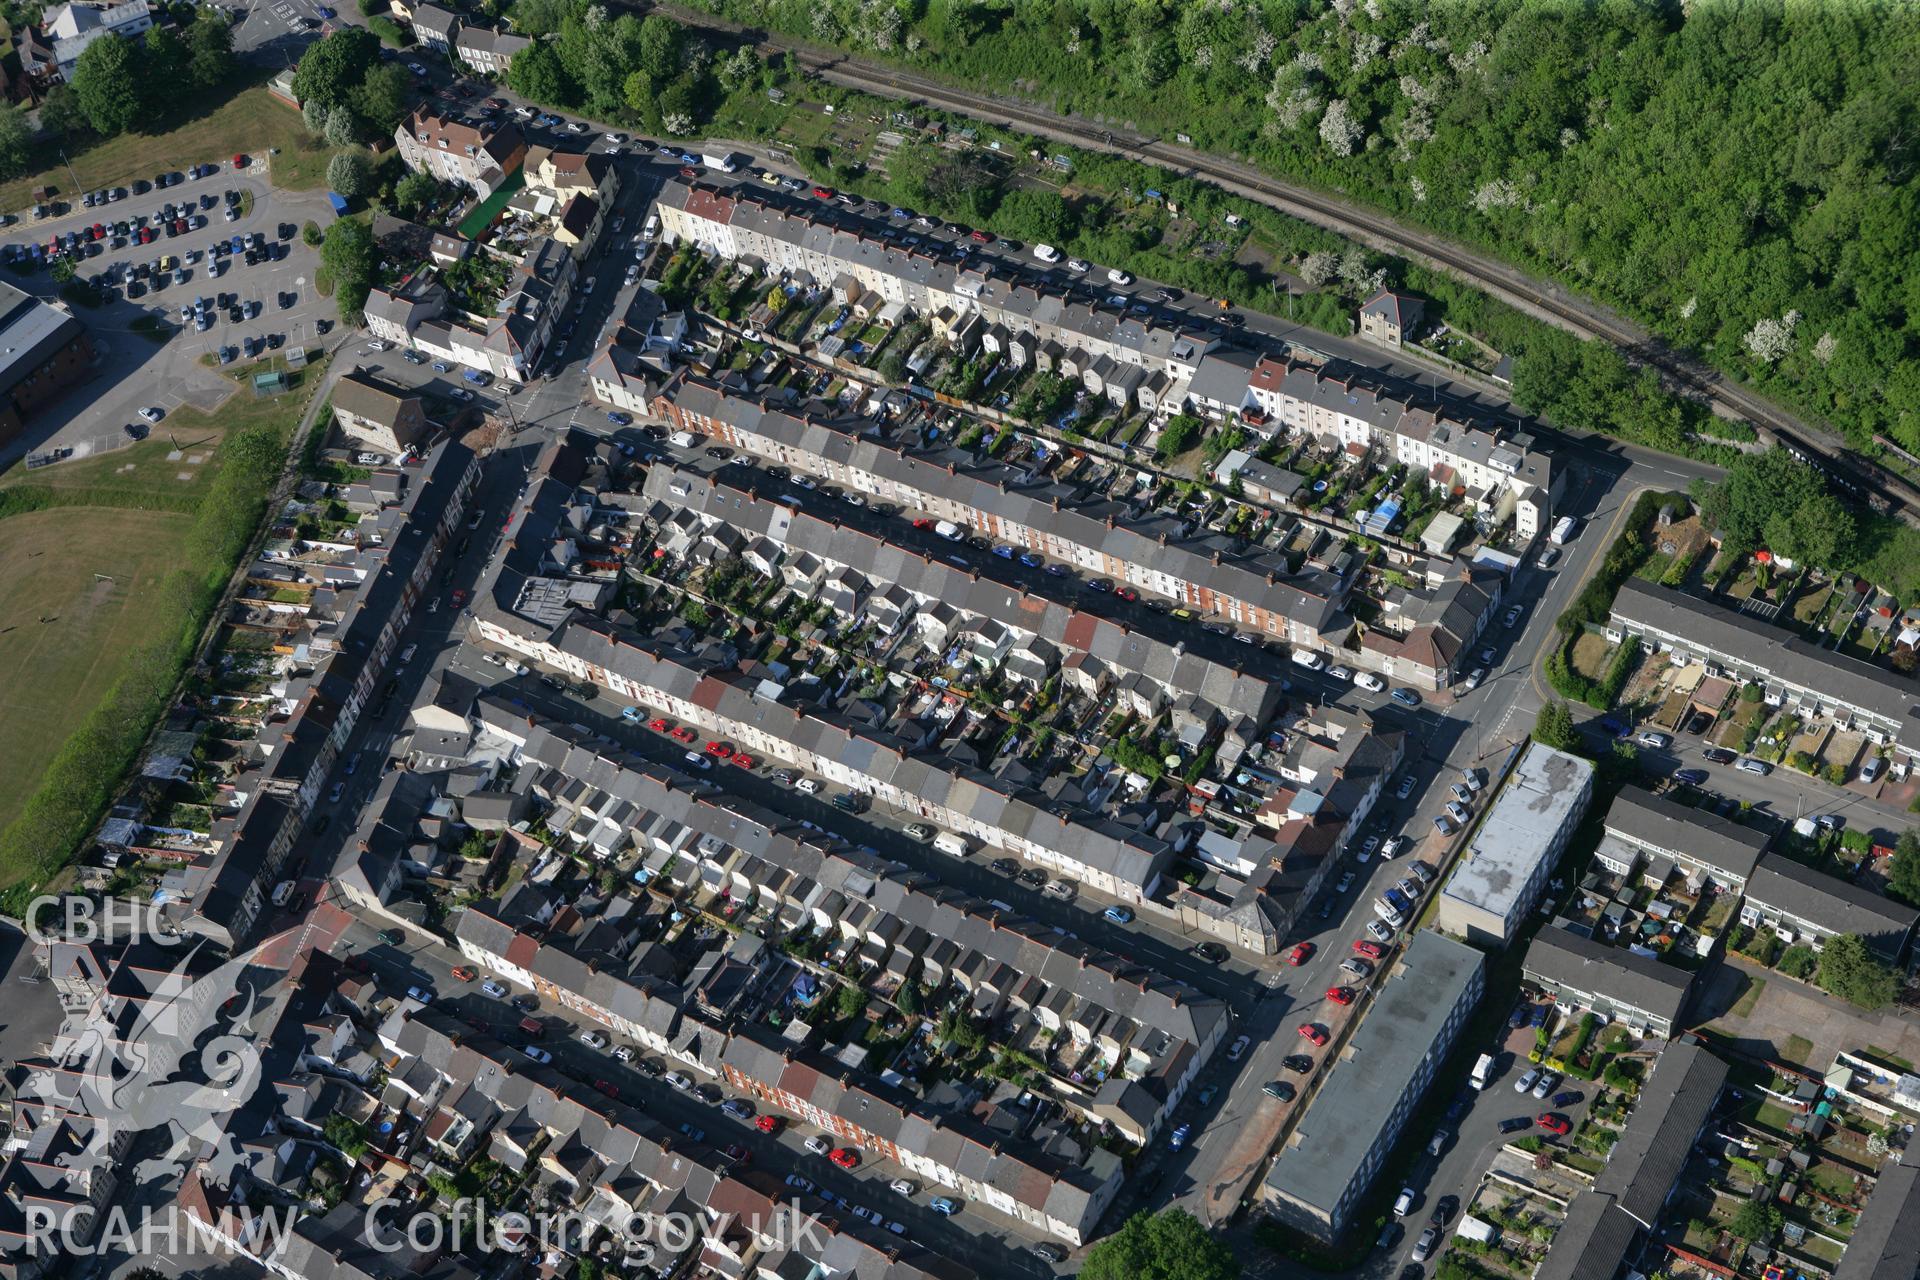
828 1148 858 1169
1287 942 1314 966
594 1080 620 1099
1115 586 1139 602
732 753 756 768
679 166 698 178
232 153 248 167
1352 939 1385 960
1326 986 1355 1006
451 589 469 607
969 229 994 243
723 1142 751 1164
912 517 934 530
705 740 733 758
450 965 478 982
648 717 669 732
670 727 695 742
811 186 833 200
90 223 104 240
1298 1024 1329 1046
1537 1113 1571 1135
754 1115 781 1134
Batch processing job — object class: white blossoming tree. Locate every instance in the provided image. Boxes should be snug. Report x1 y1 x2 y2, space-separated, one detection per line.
1320 98 1364 156
1742 311 1802 364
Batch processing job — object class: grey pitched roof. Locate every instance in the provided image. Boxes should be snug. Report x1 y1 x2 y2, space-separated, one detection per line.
1745 853 1920 942
1593 1039 1728 1227
1602 787 1770 882
1834 1149 1920 1280
1613 580 1920 748
1521 925 1696 1032
1531 1191 1644 1280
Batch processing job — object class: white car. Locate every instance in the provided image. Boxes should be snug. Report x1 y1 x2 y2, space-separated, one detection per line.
1637 731 1672 749
1381 835 1407 858
684 750 713 770
889 1179 915 1196
665 1072 694 1091
1033 243 1060 263
407 62 428 76
139 406 164 422
1107 268 1133 286
1066 257 1089 273
480 979 508 998
1356 835 1378 863
1226 1034 1251 1061
804 1136 832 1156
796 777 822 794
1326 664 1353 682
579 1030 609 1049
1355 672 1385 692
612 1046 635 1061
1395 774 1418 800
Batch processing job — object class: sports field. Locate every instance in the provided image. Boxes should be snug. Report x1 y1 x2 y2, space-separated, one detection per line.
0 507 194 828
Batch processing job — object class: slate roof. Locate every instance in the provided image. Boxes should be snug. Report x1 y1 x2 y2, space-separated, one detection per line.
1744 853 1920 943
1521 925 1696 1033
1602 787 1770 883
1834 1148 1920 1280
1613 580 1920 748
1592 1038 1728 1227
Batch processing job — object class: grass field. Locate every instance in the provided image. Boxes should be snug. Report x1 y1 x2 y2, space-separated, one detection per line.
0 508 194 829
0 83 321 212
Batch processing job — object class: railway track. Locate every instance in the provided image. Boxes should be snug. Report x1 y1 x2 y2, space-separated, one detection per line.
738 37 1920 518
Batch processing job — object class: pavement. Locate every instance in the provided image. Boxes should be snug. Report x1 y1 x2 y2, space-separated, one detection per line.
0 168 336 471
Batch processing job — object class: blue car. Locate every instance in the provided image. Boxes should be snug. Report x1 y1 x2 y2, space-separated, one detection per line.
1673 768 1708 785
1390 688 1423 708
230 235 244 254
1103 905 1134 925
992 545 1015 559
1168 1123 1190 1150
1018 552 1043 569
607 411 632 426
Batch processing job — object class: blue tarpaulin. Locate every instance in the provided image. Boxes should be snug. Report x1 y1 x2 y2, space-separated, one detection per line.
326 192 350 216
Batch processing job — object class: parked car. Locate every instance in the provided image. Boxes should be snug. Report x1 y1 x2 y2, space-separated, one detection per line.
1537 1112 1572 1135
1514 1067 1541 1095
1287 942 1314 966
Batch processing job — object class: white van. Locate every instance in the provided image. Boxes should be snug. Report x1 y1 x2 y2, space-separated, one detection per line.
933 832 970 858
1372 898 1405 927
271 880 295 908
643 213 661 241
1290 649 1326 671
1033 244 1061 264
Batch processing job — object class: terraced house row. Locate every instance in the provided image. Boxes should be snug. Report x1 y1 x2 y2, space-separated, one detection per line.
546 616 1174 900
652 373 1355 648
135 441 479 949
638 459 1289 740
445 704 1227 1241
651 183 1557 544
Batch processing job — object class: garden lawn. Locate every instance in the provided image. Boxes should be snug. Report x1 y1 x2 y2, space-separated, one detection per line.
0 84 315 212
0 508 192 829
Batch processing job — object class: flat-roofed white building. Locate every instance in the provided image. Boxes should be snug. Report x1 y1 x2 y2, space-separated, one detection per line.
1437 743 1594 947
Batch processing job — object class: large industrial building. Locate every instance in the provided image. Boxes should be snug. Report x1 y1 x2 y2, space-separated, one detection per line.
1260 931 1484 1240
1437 742 1594 947
0 282 92 450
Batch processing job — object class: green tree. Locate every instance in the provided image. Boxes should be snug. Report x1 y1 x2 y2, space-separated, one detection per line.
0 104 33 180
292 27 379 112
39 86 88 140
1728 1201 1782 1244
321 217 377 322
1817 933 1899 1010
141 25 186 97
186 11 235 89
636 13 683 80
1534 700 1580 751
1080 1209 1238 1280
1693 449 1829 551
393 170 438 215
353 62 413 137
833 984 868 1021
326 149 371 197
1891 830 1920 906
508 40 573 104
995 188 1077 243
49 256 76 284
1765 491 1856 569
1155 414 1201 459
71 36 144 135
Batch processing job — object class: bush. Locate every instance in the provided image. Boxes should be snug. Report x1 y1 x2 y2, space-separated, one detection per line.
368 15 409 46
1779 944 1817 979
302 220 323 246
